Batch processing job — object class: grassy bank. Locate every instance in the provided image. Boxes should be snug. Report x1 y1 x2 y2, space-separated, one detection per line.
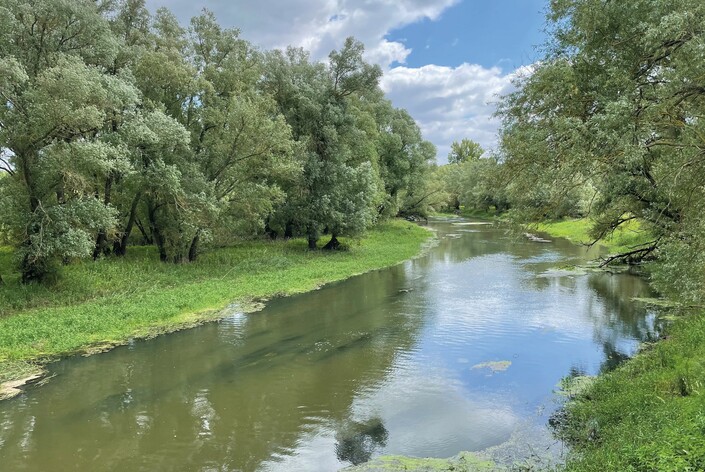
0 220 432 391
539 219 705 470
557 311 705 471
533 218 649 254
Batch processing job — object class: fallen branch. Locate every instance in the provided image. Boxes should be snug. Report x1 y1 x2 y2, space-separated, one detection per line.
598 239 660 268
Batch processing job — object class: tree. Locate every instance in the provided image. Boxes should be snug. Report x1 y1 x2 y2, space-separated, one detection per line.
0 0 140 281
498 0 705 300
447 138 483 164
263 39 383 249
371 99 436 218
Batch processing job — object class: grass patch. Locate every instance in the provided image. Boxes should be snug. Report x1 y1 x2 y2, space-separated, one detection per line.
0 220 432 386
557 311 705 471
534 218 651 254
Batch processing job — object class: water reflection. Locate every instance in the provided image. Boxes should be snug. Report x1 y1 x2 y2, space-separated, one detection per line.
335 417 389 465
0 218 658 471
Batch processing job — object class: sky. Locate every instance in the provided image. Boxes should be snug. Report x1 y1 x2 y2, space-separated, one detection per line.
144 0 548 162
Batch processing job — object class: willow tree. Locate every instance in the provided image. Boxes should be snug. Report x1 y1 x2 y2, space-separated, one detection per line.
370 100 436 218
499 0 705 299
0 0 142 281
263 38 383 249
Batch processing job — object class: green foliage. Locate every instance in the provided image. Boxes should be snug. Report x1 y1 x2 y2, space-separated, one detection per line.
499 2 705 469
426 155 508 216
0 0 432 280
447 138 483 165
0 0 140 281
498 0 705 297
536 218 651 255
262 39 385 247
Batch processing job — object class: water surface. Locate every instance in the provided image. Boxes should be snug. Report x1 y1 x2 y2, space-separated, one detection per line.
0 219 659 471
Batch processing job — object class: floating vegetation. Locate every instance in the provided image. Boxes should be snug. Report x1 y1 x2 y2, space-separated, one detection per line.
472 360 512 373
341 451 495 471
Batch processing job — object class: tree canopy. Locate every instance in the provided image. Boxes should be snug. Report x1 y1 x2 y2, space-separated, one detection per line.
0 0 436 282
497 0 705 301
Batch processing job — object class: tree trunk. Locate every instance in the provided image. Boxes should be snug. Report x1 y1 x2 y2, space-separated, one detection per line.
188 231 200 262
18 153 47 283
284 221 294 239
20 249 47 284
113 192 141 257
264 220 277 240
135 217 152 245
322 234 340 250
93 176 114 260
308 235 318 250
147 200 168 262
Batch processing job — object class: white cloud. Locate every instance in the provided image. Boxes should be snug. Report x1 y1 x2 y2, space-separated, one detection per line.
144 0 532 162
382 63 532 161
145 0 457 66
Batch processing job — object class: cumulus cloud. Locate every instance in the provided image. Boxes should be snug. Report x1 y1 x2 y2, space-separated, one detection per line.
144 0 531 162
382 63 532 160
145 0 457 66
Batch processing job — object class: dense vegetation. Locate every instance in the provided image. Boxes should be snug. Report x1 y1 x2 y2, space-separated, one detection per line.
4 0 705 469
0 0 435 284
424 1 705 469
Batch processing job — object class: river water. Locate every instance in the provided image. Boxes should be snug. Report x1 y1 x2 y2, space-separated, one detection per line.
0 218 659 471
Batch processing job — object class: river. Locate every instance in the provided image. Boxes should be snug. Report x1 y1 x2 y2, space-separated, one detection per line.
0 218 659 471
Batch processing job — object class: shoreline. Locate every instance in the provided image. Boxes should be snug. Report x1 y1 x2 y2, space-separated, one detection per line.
0 220 435 400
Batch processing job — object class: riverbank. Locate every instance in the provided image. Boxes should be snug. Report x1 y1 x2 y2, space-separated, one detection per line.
537 220 705 470
556 309 705 471
533 218 649 254
0 220 433 398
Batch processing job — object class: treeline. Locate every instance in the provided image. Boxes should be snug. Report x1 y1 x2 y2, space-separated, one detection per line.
430 0 705 305
495 0 705 303
422 139 510 217
0 0 435 283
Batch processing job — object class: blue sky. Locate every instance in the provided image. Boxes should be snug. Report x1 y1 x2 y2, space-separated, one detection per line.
386 0 547 69
145 0 548 161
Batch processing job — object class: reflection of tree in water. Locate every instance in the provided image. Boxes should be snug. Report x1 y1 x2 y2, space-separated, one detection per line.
335 417 389 465
586 273 664 373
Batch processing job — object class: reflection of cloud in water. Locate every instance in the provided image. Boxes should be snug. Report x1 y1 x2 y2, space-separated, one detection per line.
259 432 343 472
426 252 649 344
349 369 518 458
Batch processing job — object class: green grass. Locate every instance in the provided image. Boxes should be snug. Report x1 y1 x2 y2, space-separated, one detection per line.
558 311 705 471
534 218 650 254
0 220 432 386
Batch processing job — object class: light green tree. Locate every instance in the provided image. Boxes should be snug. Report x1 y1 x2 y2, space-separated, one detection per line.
0 0 139 281
447 138 483 164
263 38 383 249
498 0 705 301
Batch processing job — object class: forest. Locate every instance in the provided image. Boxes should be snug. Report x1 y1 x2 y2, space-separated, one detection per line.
0 0 440 284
